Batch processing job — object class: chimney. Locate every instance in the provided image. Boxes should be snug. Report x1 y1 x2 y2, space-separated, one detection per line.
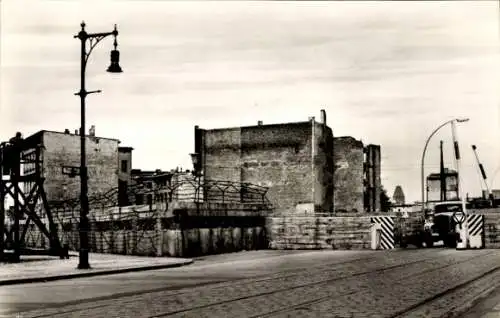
89 125 96 136
64 129 70 134
320 109 327 125
257 121 263 126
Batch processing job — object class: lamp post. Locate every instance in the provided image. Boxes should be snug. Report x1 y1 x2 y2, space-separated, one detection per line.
74 21 122 269
420 118 469 215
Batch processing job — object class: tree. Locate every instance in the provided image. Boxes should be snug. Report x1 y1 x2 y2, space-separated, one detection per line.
380 186 392 212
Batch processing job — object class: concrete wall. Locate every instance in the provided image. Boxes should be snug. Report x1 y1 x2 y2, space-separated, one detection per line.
333 137 364 213
198 121 334 215
118 148 133 184
42 131 120 202
365 144 381 212
267 216 373 250
481 211 500 248
313 123 335 213
20 202 270 257
203 128 242 183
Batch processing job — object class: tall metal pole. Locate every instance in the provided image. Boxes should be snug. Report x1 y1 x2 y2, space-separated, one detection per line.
74 21 121 269
420 119 469 215
78 23 90 269
451 121 469 248
440 140 446 201
12 140 20 262
421 120 453 214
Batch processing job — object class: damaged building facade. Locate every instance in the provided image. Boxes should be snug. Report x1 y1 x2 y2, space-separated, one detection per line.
21 128 133 205
194 111 382 216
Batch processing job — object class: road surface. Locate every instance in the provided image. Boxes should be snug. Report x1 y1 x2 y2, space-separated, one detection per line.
1 248 500 317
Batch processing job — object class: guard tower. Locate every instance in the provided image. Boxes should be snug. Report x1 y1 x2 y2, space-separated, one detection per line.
0 132 62 262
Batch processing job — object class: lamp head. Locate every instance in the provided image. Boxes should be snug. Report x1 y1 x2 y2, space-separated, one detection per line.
107 49 123 73
107 26 122 73
456 118 469 123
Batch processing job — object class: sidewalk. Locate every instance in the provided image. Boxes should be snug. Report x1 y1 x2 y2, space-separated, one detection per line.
0 252 193 286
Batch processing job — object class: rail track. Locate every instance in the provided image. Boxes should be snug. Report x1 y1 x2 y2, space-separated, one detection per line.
21 249 499 318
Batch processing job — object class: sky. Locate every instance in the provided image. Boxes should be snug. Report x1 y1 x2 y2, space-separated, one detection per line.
1 0 499 203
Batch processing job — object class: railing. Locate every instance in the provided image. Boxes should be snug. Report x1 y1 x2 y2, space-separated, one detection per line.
18 179 272 256
47 178 271 216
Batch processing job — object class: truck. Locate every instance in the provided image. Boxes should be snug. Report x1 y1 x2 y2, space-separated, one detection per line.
422 201 469 248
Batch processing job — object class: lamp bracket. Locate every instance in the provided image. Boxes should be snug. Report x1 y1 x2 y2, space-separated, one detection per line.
84 35 108 66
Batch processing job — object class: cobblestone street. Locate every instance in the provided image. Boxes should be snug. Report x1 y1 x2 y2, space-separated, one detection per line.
5 249 500 318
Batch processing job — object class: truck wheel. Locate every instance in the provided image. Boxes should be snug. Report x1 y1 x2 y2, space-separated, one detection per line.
445 236 457 248
415 239 423 248
425 235 434 248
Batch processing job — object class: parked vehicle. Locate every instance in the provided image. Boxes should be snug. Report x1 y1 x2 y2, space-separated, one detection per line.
422 201 469 248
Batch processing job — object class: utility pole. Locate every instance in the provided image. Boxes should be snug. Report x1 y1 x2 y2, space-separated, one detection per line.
440 141 446 201
74 21 122 269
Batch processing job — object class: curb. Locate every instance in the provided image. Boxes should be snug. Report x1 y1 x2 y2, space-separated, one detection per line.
0 259 194 286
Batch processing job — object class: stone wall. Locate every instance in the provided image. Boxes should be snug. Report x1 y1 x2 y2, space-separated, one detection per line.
19 202 270 257
365 144 382 212
267 216 373 250
42 131 120 202
481 211 500 248
197 121 334 215
333 137 364 213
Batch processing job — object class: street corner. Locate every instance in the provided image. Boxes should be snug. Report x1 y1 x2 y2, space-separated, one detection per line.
0 255 194 286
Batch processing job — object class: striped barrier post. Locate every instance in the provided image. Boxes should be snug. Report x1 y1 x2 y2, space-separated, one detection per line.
466 214 484 249
371 216 395 250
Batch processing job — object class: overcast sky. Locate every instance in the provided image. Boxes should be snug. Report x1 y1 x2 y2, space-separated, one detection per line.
1 0 499 203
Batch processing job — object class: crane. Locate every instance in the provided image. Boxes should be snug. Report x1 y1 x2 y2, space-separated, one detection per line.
471 145 493 204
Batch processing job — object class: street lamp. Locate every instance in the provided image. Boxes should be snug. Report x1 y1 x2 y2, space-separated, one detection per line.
74 21 122 269
420 118 469 215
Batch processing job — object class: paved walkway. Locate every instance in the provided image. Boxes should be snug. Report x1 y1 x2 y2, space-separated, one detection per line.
0 252 193 285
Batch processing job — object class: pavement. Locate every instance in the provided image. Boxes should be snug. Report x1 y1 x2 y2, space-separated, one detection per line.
1 248 500 317
0 251 193 286
460 284 500 318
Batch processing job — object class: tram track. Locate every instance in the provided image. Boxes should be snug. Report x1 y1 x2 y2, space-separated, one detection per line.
150 251 489 317
21 249 494 318
250 251 499 318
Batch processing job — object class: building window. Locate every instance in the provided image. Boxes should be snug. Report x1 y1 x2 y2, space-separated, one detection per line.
121 160 128 173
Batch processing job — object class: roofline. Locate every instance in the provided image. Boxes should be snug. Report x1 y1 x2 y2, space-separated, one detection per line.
119 146 134 152
34 130 121 142
196 120 320 132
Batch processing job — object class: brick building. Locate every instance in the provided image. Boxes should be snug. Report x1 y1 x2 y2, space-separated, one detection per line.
194 111 381 215
332 137 381 213
21 129 133 204
333 137 364 213
194 115 334 215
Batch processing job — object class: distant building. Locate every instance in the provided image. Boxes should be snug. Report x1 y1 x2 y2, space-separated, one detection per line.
194 111 381 216
19 129 132 204
426 168 458 202
393 185 405 205
194 116 334 215
333 137 382 213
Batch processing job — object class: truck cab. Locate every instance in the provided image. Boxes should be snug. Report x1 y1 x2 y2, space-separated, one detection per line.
423 201 469 248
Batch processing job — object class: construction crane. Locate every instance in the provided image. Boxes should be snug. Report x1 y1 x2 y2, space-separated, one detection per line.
471 145 493 203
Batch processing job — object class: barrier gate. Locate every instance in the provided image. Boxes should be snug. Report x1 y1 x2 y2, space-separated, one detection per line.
371 216 395 250
455 213 484 249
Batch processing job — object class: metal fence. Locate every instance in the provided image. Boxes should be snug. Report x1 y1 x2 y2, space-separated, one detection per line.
17 179 271 255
